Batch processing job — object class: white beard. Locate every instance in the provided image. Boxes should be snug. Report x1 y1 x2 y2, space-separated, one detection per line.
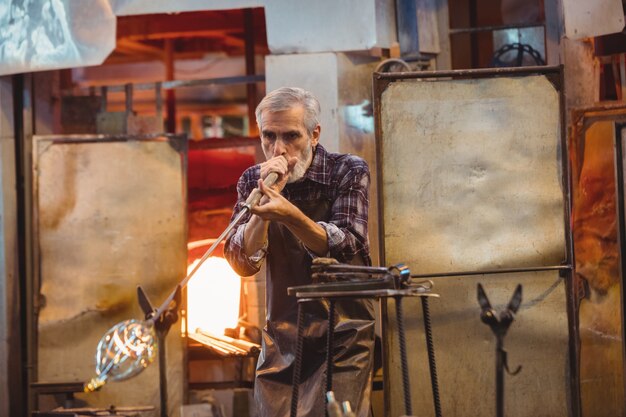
287 143 313 183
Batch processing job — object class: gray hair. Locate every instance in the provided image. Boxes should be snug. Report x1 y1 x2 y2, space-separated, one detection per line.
255 87 321 136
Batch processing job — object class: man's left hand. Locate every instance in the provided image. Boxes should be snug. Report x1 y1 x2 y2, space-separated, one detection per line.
251 175 329 256
250 178 295 222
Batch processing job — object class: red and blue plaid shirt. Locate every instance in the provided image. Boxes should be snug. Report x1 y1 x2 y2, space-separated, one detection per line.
224 144 371 277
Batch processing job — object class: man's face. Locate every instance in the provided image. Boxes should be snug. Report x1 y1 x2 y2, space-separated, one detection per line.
259 105 320 183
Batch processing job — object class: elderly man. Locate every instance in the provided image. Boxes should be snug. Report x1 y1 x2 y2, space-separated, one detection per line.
224 87 374 417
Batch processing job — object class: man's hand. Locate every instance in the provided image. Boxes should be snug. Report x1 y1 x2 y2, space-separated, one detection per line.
241 156 296 257
260 155 298 192
251 178 296 221
251 177 329 256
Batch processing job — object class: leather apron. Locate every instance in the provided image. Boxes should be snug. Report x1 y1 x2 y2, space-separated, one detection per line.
254 196 375 417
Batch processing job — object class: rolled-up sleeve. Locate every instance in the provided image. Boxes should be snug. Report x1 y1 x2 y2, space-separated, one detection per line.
224 166 267 277
317 165 371 265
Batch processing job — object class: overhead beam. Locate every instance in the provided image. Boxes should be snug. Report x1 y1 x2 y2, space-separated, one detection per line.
116 39 164 59
117 11 245 41
127 29 243 42
221 35 246 49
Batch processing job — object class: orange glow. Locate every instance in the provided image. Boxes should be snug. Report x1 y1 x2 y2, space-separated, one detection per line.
186 257 241 335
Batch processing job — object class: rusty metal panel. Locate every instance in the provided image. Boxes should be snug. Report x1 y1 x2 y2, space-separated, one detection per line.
570 105 626 417
373 67 573 417
32 134 187 415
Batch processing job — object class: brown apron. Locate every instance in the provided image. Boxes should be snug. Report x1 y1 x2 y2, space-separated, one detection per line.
254 197 375 417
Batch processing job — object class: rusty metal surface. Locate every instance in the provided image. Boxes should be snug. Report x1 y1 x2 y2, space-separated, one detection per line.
570 106 626 417
32 134 186 416
373 67 574 417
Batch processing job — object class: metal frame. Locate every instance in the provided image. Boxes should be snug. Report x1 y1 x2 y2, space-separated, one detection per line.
372 66 568 266
616 120 626 411
21 74 37 416
372 65 579 417
2 72 27 417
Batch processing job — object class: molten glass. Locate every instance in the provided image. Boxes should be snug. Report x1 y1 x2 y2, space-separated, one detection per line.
186 257 241 335
84 319 157 392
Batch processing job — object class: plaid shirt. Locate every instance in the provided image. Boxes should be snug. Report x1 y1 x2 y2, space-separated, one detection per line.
224 144 371 277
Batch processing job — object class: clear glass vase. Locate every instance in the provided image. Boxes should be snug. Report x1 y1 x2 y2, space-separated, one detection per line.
84 319 157 392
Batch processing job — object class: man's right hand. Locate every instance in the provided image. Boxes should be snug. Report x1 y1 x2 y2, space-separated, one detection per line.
243 155 295 257
260 155 298 192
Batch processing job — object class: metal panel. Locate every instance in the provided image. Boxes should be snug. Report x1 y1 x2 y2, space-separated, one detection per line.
32 134 187 415
396 0 420 56
416 0 440 54
377 69 567 273
373 67 575 417
375 0 398 52
571 105 626 417
562 0 624 40
385 270 569 417
265 0 380 53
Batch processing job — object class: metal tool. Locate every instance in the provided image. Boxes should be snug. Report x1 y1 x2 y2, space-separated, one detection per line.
477 283 523 417
84 171 279 414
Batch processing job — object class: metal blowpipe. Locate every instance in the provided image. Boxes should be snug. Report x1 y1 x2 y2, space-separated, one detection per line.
84 171 279 392
178 171 279 294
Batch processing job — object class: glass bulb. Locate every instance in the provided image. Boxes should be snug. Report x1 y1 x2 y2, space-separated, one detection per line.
84 319 157 392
